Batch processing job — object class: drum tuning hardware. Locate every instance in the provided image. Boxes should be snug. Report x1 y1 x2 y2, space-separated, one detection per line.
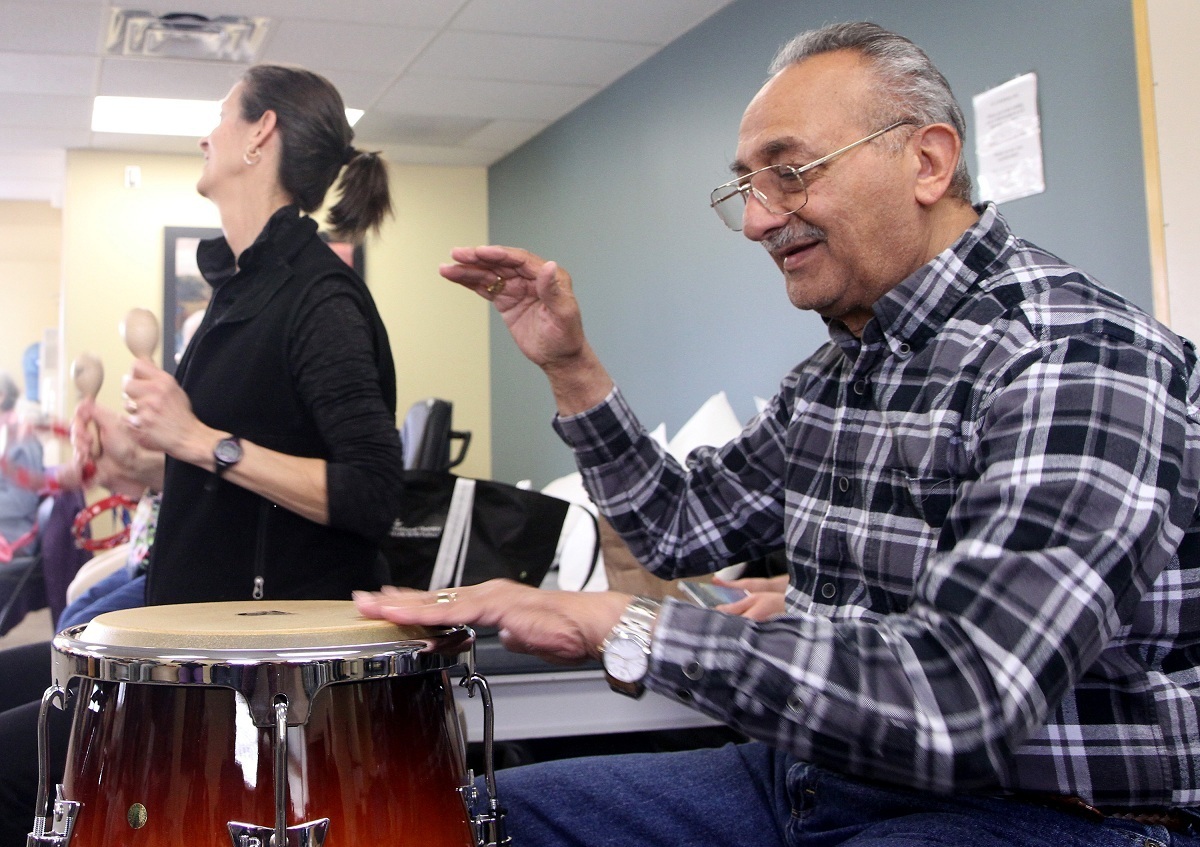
227 698 330 847
27 687 80 847
226 820 329 847
460 672 511 847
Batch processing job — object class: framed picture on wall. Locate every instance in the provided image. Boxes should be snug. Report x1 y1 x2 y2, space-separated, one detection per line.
163 226 220 374
162 226 365 373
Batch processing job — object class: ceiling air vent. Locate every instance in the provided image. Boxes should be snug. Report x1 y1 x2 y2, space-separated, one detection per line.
105 10 271 62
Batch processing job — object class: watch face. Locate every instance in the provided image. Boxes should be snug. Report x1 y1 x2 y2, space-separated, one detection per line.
603 635 648 684
215 438 242 464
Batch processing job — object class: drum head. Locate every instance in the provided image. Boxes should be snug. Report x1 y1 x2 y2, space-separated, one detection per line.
80 599 431 650
52 600 474 724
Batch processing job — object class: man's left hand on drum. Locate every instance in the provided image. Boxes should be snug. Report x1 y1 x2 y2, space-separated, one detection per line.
354 581 632 665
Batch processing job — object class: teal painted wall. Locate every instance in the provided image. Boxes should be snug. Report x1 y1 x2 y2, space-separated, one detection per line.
488 0 1149 486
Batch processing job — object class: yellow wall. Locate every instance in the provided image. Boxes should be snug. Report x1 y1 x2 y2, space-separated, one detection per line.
370 164 492 477
58 150 492 477
0 200 61 401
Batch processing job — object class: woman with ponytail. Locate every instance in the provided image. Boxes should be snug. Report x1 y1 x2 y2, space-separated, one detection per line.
76 63 405 606
0 67 407 846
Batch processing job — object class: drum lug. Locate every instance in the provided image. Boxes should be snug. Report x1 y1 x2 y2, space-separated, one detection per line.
460 671 511 847
226 819 329 847
224 697 331 847
25 785 80 847
225 695 331 844
27 686 80 847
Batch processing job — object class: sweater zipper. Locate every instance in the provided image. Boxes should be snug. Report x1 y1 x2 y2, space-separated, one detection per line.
252 500 270 599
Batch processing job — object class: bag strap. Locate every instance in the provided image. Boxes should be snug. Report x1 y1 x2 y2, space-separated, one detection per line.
428 477 476 590
554 504 602 591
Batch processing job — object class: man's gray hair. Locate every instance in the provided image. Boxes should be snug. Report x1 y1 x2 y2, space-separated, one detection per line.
769 21 973 203
0 372 18 413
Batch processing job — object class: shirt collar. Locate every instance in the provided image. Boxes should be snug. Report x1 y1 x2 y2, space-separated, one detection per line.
830 202 1013 359
195 204 316 288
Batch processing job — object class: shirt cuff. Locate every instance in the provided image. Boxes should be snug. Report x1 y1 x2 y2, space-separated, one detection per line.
551 386 645 469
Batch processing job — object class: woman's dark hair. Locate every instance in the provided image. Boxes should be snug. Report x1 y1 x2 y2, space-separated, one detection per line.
240 64 392 243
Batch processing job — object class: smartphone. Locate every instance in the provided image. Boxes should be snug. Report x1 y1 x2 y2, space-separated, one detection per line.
679 580 750 608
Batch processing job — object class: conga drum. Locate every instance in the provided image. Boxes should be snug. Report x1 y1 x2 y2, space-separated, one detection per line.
29 600 503 847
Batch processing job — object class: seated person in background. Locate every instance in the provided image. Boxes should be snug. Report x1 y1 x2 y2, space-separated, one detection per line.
57 490 159 629
357 21 1200 847
0 372 42 557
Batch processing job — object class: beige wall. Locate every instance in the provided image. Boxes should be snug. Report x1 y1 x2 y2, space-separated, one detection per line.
368 163 492 478
0 200 61 402
57 149 492 477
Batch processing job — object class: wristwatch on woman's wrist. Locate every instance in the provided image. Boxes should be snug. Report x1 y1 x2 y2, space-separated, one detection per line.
601 596 661 698
213 435 243 476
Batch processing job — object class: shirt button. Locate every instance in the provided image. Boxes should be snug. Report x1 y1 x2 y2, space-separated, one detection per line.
837 477 850 493
786 692 804 713
683 662 704 681
676 689 693 702
898 342 912 356
853 379 868 396
820 582 837 600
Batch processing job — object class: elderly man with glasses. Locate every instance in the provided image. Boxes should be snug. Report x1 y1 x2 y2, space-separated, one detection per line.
357 21 1200 847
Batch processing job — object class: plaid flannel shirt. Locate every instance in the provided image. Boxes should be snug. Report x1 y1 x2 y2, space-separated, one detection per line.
555 205 1200 806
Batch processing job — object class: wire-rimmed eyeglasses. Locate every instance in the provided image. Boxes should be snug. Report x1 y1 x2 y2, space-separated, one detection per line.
709 120 913 231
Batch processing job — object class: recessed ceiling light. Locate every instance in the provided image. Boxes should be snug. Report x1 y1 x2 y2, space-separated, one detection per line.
92 97 364 137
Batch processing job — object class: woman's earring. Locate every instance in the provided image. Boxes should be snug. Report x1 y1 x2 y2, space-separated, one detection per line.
243 147 261 166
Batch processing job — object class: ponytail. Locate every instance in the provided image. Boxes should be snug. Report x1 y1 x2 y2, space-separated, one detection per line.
326 148 392 244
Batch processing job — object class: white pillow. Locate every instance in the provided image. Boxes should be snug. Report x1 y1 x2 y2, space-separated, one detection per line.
667 391 743 463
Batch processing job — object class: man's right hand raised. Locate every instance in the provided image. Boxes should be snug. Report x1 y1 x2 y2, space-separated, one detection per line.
439 245 614 416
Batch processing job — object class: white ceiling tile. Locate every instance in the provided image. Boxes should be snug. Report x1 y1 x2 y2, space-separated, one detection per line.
459 119 550 151
0 2 107 53
0 93 93 130
453 0 728 43
258 19 433 75
409 31 658 86
302 70 400 113
98 57 246 99
374 142 498 167
354 112 490 147
377 76 596 122
0 54 98 96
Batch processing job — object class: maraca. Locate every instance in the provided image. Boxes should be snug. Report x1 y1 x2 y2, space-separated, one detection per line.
70 352 104 402
121 308 160 360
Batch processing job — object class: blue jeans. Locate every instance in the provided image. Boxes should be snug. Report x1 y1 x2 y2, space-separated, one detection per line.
483 742 1200 847
57 570 145 630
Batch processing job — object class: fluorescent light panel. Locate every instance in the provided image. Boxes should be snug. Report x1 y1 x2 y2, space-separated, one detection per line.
92 96 364 137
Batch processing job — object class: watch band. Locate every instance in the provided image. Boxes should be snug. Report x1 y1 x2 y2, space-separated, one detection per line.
619 595 661 641
602 595 661 698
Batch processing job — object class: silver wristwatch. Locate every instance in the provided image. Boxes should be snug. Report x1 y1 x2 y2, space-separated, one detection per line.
601 596 661 698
